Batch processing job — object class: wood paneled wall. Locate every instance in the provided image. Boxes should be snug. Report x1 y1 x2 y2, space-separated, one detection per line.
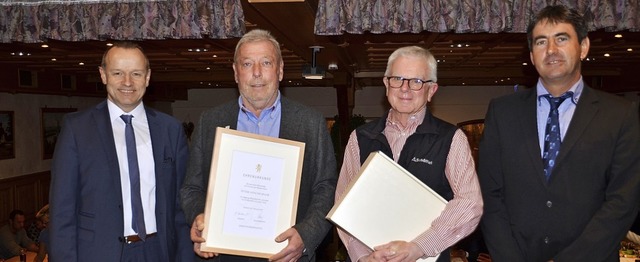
0 172 50 225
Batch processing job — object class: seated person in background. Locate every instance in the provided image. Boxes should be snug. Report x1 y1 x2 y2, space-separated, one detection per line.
0 210 39 259
35 228 49 262
26 205 49 244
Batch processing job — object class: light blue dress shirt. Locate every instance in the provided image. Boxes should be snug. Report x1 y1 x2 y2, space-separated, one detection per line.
536 77 583 157
237 91 282 138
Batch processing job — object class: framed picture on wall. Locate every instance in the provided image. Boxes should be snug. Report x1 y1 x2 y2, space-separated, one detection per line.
60 74 76 90
0 111 15 159
41 108 76 159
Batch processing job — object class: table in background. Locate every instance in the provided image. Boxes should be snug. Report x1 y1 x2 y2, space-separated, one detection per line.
4 251 47 262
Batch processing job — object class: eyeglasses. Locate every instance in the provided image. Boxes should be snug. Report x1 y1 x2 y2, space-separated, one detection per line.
385 76 434 91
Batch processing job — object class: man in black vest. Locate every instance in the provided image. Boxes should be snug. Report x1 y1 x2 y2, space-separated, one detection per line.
335 46 483 262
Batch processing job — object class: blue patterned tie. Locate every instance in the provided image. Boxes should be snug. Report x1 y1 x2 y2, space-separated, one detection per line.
120 114 146 240
542 92 573 182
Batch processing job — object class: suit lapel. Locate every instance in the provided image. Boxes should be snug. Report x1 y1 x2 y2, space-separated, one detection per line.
93 101 123 196
146 108 167 217
518 89 546 180
146 108 164 175
278 98 298 140
554 86 598 168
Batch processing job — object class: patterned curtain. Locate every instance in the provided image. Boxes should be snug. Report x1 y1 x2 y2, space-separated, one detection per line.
314 0 639 35
0 0 245 43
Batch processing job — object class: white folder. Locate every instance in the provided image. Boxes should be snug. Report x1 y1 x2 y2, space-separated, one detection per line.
327 151 448 262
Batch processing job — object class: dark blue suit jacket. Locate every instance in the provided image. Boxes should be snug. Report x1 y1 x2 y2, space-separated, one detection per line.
49 100 192 261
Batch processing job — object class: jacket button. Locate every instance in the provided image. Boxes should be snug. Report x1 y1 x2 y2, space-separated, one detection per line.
546 201 552 208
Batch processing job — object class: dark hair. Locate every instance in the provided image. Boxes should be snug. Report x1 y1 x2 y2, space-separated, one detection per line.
526 5 588 50
100 41 150 69
9 209 24 220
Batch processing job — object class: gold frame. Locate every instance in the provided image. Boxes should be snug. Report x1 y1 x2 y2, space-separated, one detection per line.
201 127 305 258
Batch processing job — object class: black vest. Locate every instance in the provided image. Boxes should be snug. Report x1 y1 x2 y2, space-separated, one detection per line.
355 111 457 262
356 111 457 201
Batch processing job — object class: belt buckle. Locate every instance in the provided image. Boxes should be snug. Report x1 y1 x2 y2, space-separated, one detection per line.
124 235 135 244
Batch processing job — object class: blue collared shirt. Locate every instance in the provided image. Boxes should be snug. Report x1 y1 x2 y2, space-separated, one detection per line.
536 77 583 157
237 91 282 138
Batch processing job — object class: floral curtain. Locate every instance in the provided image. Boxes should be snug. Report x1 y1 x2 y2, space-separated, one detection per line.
314 0 639 35
0 0 245 43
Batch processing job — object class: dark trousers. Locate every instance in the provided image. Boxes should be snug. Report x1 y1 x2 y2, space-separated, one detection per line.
120 235 162 262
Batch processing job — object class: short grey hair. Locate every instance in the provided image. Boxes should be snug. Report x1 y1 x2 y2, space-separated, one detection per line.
234 29 283 64
384 46 437 82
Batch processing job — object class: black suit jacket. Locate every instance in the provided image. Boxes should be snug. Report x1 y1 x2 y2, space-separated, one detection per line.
49 100 192 261
479 86 640 261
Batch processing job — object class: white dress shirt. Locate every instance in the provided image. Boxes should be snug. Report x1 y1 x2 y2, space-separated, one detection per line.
108 100 157 236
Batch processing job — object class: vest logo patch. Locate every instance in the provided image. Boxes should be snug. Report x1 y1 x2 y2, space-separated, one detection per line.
411 157 433 165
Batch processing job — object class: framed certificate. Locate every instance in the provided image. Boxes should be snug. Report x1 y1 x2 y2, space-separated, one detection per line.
201 127 305 258
327 151 448 262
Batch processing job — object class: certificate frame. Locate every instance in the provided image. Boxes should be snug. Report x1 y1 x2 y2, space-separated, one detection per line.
201 127 305 258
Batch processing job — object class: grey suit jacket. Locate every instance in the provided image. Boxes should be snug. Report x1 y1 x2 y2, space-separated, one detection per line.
479 86 640 261
49 100 192 262
181 97 337 261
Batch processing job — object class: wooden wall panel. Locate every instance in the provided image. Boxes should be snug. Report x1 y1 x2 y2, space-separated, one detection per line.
14 181 38 218
0 171 50 225
0 185 14 222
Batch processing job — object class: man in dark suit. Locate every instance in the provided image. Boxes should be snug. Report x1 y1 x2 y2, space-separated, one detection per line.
180 29 337 262
479 5 640 262
49 42 192 261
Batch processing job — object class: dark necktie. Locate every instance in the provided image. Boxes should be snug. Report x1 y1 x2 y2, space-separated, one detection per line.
541 92 573 182
120 114 146 240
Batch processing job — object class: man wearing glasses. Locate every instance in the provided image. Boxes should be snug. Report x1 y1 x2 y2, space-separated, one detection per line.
335 46 482 262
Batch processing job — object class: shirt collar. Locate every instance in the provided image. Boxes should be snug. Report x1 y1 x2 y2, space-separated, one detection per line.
536 76 583 105
238 91 281 120
386 106 426 129
107 99 145 123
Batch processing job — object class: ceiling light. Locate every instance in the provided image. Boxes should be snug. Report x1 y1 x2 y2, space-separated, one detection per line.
615 34 622 38
106 43 113 46
41 44 49 48
206 67 210 70
79 62 84 65
450 43 469 48
212 54 217 57
628 48 633 52
188 48 208 52
604 53 610 57
51 58 56 61
522 62 528 66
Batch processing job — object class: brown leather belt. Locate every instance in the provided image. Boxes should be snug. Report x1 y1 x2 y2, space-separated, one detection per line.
123 233 156 244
